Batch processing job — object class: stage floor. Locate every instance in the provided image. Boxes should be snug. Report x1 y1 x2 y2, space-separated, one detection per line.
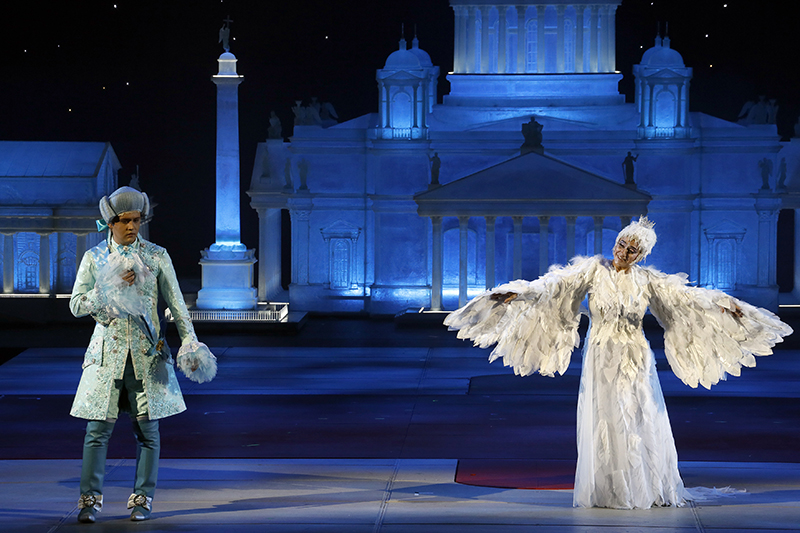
1 317 799 531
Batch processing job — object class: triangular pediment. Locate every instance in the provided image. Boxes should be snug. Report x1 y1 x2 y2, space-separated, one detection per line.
321 219 361 239
379 70 425 81
415 151 651 217
704 219 747 238
643 68 688 79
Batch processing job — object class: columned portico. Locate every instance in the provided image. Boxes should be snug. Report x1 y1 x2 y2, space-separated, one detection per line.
415 151 651 310
449 1 621 75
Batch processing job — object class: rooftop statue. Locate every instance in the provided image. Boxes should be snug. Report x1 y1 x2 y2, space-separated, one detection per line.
293 99 338 127
622 152 639 187
268 111 282 140
758 157 773 190
520 117 544 155
738 96 776 125
777 158 787 190
428 152 441 188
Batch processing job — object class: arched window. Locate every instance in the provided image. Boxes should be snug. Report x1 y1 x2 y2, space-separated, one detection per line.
525 19 538 73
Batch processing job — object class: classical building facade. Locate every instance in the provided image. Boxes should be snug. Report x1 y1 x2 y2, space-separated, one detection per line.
0 142 119 296
248 0 798 314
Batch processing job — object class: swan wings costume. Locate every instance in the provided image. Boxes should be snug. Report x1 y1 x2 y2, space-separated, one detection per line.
445 222 791 509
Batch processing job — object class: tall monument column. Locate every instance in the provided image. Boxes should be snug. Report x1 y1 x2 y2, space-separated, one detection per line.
196 25 257 310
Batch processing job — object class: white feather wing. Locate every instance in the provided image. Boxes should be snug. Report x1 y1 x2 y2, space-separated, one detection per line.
648 270 792 389
444 256 597 377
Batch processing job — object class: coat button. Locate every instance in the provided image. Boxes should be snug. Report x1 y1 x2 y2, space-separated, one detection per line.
112 336 117 340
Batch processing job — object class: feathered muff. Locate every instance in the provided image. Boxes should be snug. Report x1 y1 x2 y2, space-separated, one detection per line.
615 216 657 263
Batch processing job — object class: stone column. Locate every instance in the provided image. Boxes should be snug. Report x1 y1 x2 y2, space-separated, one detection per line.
756 207 779 287
75 233 87 264
290 208 311 286
498 6 507 73
636 78 645 128
256 207 283 301
480 7 491 73
608 4 617 72
512 216 523 279
620 215 631 228
39 232 51 294
575 5 585 73
515 5 526 73
466 7 477 74
598 5 608 72
538 216 549 275
593 216 604 255
676 81 684 127
384 84 391 130
198 51 257 310
556 6 566 73
212 57 244 246
681 79 691 129
378 82 386 128
648 82 656 127
485 216 496 289
431 216 443 311
565 216 577 259
536 5 546 73
458 216 469 308
2 233 14 294
589 5 599 73
411 82 425 128
454 6 464 73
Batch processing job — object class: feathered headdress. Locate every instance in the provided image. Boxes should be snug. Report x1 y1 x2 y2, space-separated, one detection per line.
615 216 657 263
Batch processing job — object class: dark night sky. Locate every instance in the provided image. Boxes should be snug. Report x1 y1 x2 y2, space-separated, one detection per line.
3 0 798 279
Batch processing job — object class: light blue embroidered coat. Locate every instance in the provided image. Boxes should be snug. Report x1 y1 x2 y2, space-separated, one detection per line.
70 237 196 420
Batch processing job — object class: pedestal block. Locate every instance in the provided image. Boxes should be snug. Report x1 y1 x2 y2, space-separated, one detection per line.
196 243 257 310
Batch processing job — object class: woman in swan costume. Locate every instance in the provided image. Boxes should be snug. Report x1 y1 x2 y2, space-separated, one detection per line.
444 217 791 509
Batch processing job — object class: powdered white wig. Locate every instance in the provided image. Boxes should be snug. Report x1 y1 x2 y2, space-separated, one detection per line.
615 216 657 263
99 186 150 224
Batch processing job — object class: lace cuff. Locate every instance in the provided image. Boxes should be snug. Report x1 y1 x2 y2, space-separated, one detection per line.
177 341 217 383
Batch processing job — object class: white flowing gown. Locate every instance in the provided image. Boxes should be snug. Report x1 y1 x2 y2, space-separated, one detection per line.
444 255 791 509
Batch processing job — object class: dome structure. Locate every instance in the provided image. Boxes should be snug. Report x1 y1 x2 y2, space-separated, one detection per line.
641 36 685 68
408 36 433 67
633 35 692 140
384 38 422 69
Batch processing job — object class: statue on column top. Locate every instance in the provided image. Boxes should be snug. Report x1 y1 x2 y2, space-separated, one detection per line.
219 16 233 53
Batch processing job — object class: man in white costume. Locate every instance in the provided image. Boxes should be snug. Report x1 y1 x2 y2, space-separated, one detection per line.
445 217 791 509
70 186 216 522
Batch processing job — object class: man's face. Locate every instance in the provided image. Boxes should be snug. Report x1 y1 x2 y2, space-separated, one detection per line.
613 237 641 271
109 211 142 245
